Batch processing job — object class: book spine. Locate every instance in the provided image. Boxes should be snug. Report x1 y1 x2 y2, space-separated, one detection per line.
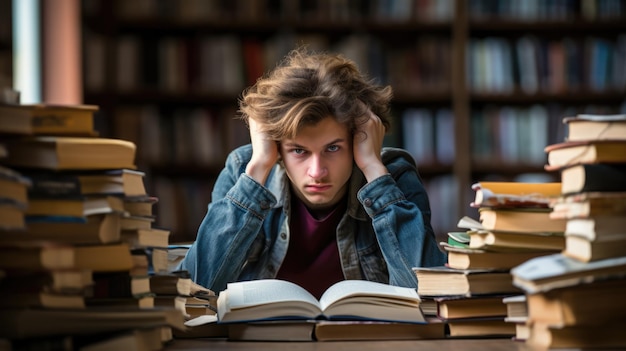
576 164 626 193
26 175 83 198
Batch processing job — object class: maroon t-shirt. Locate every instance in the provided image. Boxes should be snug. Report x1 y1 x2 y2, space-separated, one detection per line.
276 196 346 299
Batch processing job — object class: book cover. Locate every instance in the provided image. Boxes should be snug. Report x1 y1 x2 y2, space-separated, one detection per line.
510 253 626 293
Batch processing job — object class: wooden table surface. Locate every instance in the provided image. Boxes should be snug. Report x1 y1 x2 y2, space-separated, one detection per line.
165 338 539 351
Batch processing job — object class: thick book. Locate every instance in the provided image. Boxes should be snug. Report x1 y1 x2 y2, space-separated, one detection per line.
560 163 626 195
565 215 626 241
0 103 98 136
550 192 626 219
544 139 626 170
149 271 192 296
502 295 528 321
446 318 515 338
216 279 425 324
26 169 147 198
123 196 157 217
314 319 446 341
470 181 560 208
478 208 566 234
1 213 122 245
435 295 508 320
468 230 565 252
564 233 626 263
0 242 133 272
470 181 561 196
3 136 136 170
444 245 549 270
510 253 626 293
412 266 520 297
563 114 626 142
26 195 124 218
527 277 626 327
121 227 170 249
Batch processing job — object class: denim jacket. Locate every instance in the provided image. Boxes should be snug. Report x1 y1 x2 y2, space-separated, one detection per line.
178 144 446 293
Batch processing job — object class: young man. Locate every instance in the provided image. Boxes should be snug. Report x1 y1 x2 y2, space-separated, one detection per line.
179 48 446 298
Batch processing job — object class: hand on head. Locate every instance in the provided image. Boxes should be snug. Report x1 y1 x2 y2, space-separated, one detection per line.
353 106 388 182
245 118 280 185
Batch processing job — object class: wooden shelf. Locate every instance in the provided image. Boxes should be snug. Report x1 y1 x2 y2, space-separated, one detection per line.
470 90 626 105
469 18 626 34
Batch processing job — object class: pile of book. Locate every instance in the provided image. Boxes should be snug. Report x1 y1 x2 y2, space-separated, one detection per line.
0 103 186 350
510 113 626 349
414 180 567 339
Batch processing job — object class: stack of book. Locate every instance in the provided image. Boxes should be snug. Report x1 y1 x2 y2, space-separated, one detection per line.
0 103 185 350
510 113 626 349
547 114 626 263
414 180 567 339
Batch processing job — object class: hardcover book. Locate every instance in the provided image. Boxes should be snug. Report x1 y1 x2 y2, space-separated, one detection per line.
217 279 425 324
3 137 136 170
563 114 626 142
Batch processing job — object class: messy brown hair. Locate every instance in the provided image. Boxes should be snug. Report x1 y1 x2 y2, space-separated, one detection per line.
238 47 393 140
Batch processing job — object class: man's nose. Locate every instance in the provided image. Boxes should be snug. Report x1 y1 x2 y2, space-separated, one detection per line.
307 155 327 179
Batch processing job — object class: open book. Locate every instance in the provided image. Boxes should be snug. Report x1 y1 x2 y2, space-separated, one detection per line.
217 279 424 324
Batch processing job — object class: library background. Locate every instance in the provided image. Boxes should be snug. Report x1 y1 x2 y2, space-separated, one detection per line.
2 0 626 242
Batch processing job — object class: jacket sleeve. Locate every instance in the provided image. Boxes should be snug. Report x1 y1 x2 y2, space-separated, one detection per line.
357 161 447 288
177 148 277 293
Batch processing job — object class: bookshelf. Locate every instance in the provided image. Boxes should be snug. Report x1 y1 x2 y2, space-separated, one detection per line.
80 0 626 243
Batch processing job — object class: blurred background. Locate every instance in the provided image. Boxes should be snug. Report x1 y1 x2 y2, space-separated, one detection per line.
2 0 625 243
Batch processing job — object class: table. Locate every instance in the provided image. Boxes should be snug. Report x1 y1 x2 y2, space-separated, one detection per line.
165 338 538 351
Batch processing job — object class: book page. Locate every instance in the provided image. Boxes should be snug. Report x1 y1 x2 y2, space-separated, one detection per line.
319 280 419 311
225 279 321 310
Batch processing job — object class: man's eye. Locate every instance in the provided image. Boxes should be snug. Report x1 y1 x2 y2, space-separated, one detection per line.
327 145 339 152
292 148 306 155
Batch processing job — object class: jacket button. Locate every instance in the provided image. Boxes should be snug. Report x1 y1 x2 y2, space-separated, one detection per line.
260 200 270 209
364 198 373 207
280 232 287 240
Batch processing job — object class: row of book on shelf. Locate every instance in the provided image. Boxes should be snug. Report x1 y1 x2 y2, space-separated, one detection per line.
104 0 455 23
84 31 451 97
468 0 626 20
0 100 214 350
467 35 626 94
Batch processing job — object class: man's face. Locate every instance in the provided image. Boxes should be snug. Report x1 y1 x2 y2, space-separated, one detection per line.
279 117 353 213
